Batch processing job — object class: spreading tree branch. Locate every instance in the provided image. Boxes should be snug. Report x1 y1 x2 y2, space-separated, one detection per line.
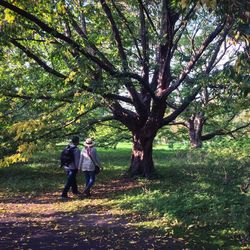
11 40 66 79
110 101 141 131
110 0 143 61
36 105 107 140
168 121 188 127
205 23 233 74
173 4 196 35
99 0 152 113
137 0 159 37
67 8 115 69
2 92 72 103
202 123 250 141
163 21 227 98
0 0 140 80
100 0 128 70
161 86 201 127
139 0 149 84
1 1 156 111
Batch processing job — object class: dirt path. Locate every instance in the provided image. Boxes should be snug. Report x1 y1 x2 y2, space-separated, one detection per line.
0 178 186 249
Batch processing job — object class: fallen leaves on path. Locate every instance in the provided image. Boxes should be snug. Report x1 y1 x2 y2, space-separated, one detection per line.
0 177 185 249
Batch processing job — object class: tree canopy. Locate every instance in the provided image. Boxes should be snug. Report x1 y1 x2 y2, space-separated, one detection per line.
0 0 249 175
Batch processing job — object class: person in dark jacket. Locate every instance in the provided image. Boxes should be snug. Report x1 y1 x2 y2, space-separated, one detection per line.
61 136 80 200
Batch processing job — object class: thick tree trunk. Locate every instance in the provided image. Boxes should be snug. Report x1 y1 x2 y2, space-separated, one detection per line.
129 133 155 177
189 128 202 148
188 114 204 148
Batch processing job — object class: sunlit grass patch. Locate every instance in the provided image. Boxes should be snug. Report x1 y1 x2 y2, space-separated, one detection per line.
0 139 249 249
0 164 64 195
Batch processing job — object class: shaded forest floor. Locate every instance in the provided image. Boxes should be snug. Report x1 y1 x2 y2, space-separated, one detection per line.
1 141 249 249
0 177 185 250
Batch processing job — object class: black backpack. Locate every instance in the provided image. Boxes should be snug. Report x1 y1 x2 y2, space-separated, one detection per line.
60 145 76 167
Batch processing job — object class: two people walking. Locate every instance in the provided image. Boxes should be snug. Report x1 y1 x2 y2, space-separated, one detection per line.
61 136 101 200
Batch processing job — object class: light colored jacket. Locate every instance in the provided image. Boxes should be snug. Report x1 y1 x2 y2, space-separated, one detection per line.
78 146 101 172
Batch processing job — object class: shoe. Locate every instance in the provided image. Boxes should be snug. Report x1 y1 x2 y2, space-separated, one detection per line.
84 190 91 197
61 196 70 201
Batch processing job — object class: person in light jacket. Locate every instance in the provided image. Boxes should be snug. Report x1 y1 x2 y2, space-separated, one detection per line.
78 138 102 197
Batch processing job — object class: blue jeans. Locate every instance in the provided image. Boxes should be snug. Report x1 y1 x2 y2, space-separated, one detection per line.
62 169 78 197
84 171 95 192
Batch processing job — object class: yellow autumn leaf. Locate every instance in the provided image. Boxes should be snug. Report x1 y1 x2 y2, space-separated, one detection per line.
65 71 77 83
57 2 67 14
4 9 16 24
0 153 28 168
77 105 85 115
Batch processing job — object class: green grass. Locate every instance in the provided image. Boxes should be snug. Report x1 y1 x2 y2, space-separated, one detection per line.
0 141 249 249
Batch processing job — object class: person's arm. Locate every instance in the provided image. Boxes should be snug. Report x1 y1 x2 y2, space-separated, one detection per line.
74 148 80 169
92 148 102 169
78 151 83 170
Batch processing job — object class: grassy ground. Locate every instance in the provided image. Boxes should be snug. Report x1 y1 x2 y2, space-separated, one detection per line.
0 142 249 249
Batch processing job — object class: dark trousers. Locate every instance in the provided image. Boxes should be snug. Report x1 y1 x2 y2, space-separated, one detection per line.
84 171 95 192
62 169 78 197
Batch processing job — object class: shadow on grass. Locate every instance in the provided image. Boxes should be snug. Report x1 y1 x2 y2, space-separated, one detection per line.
0 147 249 249
0 172 185 249
0 207 185 250
0 165 64 195
0 145 128 195
112 150 250 249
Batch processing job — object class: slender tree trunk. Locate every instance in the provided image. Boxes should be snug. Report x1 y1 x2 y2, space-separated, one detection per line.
129 132 155 177
188 114 204 148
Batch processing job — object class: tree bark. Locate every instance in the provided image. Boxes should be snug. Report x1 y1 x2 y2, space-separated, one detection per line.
0 1 232 174
188 114 204 148
129 132 155 177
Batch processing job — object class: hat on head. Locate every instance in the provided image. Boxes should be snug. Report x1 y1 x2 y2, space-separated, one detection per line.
84 138 94 147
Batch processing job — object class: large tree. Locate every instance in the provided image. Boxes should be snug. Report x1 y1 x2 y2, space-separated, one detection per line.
0 0 248 175
172 56 249 148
